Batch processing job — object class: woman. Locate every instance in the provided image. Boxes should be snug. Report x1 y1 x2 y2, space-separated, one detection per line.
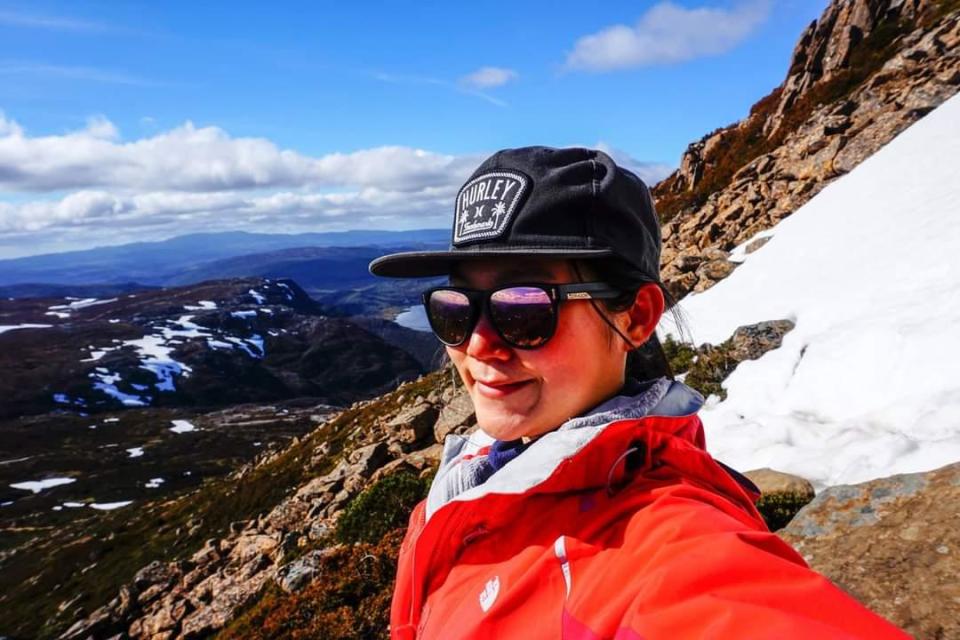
369 147 907 639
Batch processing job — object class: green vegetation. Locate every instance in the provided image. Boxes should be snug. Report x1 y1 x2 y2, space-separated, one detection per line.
218 529 405 640
756 492 815 532
335 472 430 545
663 334 739 401
662 335 698 375
924 0 960 26
683 344 740 401
217 469 438 639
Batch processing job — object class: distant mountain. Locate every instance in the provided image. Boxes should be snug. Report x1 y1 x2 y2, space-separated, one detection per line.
0 229 448 288
0 282 158 300
0 276 425 420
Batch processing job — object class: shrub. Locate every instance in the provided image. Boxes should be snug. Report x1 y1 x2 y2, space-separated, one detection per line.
682 344 740 401
335 472 429 545
756 492 814 531
219 529 406 640
662 335 698 375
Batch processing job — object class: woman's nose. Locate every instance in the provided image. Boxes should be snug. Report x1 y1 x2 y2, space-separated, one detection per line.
465 312 512 360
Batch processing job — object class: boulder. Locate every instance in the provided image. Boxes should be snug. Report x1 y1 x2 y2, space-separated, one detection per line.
348 440 390 476
743 467 816 530
276 548 338 593
433 390 476 442
745 468 815 499
779 462 960 639
728 320 796 362
388 402 439 445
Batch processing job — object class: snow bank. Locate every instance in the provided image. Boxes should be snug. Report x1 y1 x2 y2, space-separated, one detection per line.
661 93 960 489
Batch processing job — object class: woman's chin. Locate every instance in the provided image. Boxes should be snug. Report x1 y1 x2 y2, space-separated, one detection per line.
475 407 547 441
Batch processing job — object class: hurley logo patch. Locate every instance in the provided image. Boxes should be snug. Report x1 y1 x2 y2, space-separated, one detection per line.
453 171 529 246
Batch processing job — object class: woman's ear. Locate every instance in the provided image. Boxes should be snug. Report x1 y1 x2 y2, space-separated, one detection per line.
619 283 665 351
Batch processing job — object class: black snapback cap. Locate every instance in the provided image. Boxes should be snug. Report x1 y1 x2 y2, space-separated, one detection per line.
368 146 662 279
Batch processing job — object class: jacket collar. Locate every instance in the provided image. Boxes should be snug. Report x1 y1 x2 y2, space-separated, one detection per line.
427 377 707 519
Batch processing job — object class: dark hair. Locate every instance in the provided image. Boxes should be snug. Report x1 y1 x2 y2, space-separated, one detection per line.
575 258 690 382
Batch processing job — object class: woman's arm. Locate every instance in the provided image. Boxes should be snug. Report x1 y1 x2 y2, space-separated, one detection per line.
608 491 911 639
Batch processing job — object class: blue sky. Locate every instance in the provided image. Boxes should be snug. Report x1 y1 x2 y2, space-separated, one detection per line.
0 0 828 258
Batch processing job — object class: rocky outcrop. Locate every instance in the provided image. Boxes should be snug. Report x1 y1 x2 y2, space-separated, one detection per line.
779 462 960 639
657 1 960 300
670 319 796 401
61 373 466 640
770 0 939 133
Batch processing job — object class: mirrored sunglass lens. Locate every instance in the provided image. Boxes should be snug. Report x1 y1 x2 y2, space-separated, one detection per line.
489 287 555 347
427 290 473 344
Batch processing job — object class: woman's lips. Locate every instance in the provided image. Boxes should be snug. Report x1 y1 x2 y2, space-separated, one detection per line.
475 378 534 398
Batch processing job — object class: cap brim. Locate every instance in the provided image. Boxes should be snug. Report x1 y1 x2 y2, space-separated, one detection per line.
369 247 616 278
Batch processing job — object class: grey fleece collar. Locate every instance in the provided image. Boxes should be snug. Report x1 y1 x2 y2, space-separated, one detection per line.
425 376 698 520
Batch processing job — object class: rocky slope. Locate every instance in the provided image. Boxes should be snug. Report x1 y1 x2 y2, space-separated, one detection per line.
655 0 960 299
4 371 465 639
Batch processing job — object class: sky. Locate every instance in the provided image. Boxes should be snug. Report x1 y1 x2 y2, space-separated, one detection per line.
0 0 829 259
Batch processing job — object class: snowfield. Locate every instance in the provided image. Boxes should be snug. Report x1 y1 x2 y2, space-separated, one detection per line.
661 92 960 489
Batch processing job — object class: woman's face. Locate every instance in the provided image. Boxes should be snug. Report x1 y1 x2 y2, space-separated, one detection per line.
446 258 629 441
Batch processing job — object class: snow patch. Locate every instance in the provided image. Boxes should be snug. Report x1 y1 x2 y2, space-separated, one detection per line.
170 419 197 434
183 300 218 311
90 501 133 510
0 323 53 335
10 477 76 493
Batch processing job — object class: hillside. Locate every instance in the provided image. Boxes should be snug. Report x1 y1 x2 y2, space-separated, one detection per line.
0 278 424 420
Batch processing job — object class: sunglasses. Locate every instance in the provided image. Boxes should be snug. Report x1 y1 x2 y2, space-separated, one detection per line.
421 282 622 349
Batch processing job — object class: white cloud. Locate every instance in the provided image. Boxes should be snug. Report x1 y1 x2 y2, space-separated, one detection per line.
373 69 510 107
565 0 770 72
593 142 675 186
0 111 678 257
0 9 109 32
0 111 24 137
0 185 459 254
0 61 155 86
459 67 519 89
84 115 119 140
0 111 487 255
0 114 480 193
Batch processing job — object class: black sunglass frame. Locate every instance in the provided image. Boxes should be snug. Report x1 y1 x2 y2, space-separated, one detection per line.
421 282 622 349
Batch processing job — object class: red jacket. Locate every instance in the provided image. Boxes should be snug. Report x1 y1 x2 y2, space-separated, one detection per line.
391 407 909 639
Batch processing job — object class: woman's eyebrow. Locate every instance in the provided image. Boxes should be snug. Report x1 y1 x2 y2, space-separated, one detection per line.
494 268 556 284
448 264 558 287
